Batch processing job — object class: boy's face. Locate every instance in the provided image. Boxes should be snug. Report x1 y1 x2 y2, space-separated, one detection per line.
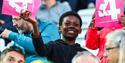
1 51 25 63
59 15 82 39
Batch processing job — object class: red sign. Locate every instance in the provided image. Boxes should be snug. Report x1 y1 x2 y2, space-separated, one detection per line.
96 0 123 28
2 0 41 17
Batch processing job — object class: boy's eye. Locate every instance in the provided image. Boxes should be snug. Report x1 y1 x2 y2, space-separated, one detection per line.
65 22 70 26
74 23 79 26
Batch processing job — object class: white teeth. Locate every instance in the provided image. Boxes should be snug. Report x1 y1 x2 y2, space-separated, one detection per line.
68 31 74 33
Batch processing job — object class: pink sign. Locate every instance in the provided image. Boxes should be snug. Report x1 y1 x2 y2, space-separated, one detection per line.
2 0 41 17
95 0 123 28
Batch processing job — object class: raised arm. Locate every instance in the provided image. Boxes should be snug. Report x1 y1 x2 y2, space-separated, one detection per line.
20 11 53 56
86 16 99 50
20 11 40 37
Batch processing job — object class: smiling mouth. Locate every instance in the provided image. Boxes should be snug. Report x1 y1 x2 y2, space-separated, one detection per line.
67 30 75 34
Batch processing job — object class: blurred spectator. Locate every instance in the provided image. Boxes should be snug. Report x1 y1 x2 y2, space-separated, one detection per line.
87 0 96 8
87 0 96 5
0 15 60 52
0 0 18 46
119 15 125 28
60 0 88 12
0 46 25 63
72 51 100 63
87 2 95 9
85 14 116 63
105 29 125 63
86 11 125 63
0 15 60 63
36 0 71 26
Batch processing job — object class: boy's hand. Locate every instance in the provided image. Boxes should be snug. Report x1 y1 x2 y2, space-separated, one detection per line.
20 10 31 20
20 10 37 24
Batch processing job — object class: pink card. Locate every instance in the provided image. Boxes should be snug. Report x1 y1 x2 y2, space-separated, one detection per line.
95 0 123 28
2 0 41 17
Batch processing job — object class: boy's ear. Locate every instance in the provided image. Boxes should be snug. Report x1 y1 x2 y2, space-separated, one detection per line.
78 28 82 34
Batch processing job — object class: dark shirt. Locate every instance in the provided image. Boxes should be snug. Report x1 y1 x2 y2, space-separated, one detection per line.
32 35 87 63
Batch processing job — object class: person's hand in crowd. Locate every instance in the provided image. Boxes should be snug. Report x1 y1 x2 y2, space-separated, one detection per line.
20 10 40 37
20 10 37 25
0 29 12 38
0 26 5 34
0 20 5 35
0 20 5 25
89 13 96 29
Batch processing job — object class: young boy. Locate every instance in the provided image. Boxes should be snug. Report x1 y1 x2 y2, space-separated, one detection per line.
21 11 87 63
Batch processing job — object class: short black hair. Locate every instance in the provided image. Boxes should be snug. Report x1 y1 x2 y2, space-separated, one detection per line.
59 11 82 27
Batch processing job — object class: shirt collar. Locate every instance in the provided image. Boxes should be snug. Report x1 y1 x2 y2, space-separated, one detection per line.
57 39 80 46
